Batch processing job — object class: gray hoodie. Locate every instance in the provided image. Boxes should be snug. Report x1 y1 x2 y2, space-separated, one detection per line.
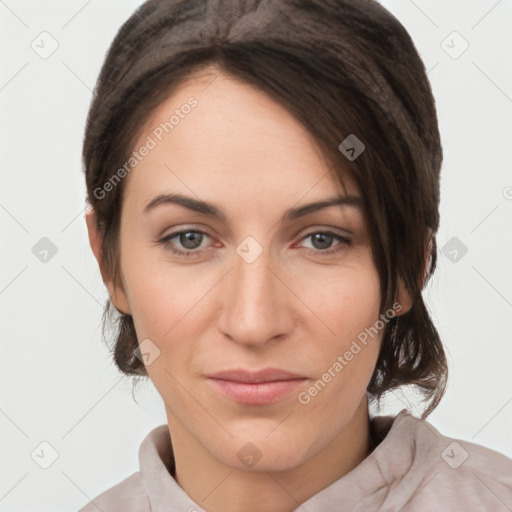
78 409 512 511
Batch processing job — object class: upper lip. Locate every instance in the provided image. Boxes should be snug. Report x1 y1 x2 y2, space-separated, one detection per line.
207 368 306 383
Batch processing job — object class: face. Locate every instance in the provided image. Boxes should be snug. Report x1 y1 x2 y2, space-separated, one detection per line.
89 65 406 471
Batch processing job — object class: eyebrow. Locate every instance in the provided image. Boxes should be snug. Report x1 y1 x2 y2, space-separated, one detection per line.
143 193 363 222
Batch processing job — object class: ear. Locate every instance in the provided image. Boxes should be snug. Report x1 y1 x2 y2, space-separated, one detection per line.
395 232 433 315
395 276 413 315
85 206 131 315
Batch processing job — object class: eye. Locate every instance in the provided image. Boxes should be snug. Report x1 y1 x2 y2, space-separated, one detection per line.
156 229 352 258
297 231 352 256
157 230 213 257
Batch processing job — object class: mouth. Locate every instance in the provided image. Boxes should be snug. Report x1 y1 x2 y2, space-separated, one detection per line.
206 368 308 405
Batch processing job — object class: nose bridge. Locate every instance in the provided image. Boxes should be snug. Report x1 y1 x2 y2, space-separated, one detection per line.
217 237 292 345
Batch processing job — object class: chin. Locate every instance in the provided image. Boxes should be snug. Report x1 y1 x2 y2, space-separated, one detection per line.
226 450 306 473
211 430 309 472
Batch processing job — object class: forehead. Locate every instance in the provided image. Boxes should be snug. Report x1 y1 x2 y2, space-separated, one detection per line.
124 65 361 210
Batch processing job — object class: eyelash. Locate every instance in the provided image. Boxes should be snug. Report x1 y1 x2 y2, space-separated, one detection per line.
156 229 352 258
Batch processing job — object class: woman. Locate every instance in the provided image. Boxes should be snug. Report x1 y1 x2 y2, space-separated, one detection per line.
80 0 512 510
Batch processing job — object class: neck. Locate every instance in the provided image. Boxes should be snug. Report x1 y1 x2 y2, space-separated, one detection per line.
167 397 372 512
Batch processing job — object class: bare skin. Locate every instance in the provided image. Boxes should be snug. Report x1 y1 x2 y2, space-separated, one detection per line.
86 64 413 512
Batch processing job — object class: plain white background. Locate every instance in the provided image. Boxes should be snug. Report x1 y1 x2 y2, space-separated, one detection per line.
0 0 511 510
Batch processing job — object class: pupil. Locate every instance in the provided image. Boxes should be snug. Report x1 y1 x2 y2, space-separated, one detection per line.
313 233 332 250
178 232 333 251
181 232 202 249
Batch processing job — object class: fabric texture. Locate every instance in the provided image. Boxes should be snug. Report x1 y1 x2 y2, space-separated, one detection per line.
78 409 512 511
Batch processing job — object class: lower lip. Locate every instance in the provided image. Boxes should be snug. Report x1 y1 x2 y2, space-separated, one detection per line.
207 378 307 405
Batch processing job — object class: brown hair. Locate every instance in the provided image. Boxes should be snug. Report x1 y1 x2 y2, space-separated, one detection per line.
83 0 448 420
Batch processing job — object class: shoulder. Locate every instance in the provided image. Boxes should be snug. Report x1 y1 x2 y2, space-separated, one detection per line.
412 439 512 511
77 471 150 512
376 410 512 511
431 436 512 506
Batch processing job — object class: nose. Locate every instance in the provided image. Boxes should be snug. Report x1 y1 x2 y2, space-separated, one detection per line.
216 243 295 348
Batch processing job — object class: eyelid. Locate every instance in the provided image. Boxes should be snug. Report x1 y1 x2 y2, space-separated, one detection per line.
159 223 352 242
295 224 353 238
157 225 353 256
293 230 352 252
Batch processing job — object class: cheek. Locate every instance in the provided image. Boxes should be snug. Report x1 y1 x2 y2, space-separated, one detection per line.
121 229 381 358
295 262 382 393
126 271 196 343
118 233 200 336
123 267 203 393
295 259 381 338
